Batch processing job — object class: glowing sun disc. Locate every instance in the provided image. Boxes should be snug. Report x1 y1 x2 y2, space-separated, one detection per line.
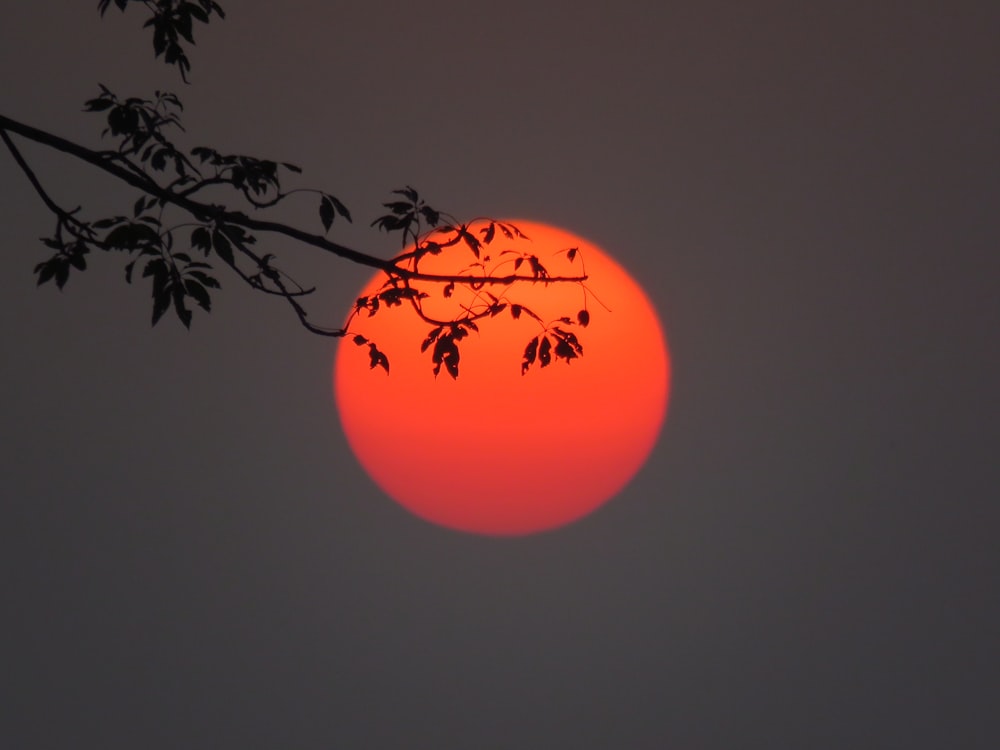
334 220 670 536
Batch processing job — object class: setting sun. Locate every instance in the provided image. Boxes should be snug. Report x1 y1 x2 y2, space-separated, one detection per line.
334 220 669 535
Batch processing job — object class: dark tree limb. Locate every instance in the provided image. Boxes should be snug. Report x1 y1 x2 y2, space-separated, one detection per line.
0 114 587 287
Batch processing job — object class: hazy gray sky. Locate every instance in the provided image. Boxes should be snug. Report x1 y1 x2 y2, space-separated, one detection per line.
2 2 998 747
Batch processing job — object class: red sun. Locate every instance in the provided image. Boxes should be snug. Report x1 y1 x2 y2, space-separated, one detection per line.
334 220 670 536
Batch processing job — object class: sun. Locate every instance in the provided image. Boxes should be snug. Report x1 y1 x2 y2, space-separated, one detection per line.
334 220 670 536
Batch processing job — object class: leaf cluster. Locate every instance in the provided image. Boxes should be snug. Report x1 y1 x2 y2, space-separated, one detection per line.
98 0 226 82
33 190 223 329
342 214 594 378
371 186 442 248
85 87 192 176
521 327 584 374
20 83 364 331
7 6 596 373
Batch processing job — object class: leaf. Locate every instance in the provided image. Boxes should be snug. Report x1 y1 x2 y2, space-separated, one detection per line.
420 326 442 353
54 263 70 289
383 201 413 215
538 336 552 367
521 337 539 375
458 227 481 258
431 335 460 379
419 206 439 226
353 334 368 345
443 281 455 298
191 146 218 163
566 247 578 262
35 261 57 287
151 148 168 171
528 255 549 279
151 289 171 327
84 98 115 112
578 309 590 327
172 285 193 329
326 193 351 222
69 251 87 271
554 336 579 362
367 343 390 374
188 270 220 288
319 196 334 232
191 226 211 251
212 231 233 265
184 279 211 311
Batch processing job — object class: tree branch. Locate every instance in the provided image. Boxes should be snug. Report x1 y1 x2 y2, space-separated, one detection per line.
0 114 587 287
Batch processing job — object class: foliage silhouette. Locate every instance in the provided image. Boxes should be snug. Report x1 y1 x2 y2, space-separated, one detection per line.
1 1 594 377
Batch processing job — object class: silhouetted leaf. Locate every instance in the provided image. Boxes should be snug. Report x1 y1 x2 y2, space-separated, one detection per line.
521 337 539 375
191 146 218 163
538 336 552 367
185 279 211 311
191 226 211 251
420 326 442 353
566 247 578 262
92 216 124 229
151 289 171 327
53 262 70 289
172 285 192 328
105 222 160 250
325 193 351 222
319 196 334 232
554 337 579 362
35 261 57 287
211 231 233 265
419 206 439 225
353 334 368 345
431 334 460 379
187 270 220 288
459 227 480 258
68 249 88 271
368 343 389 373
84 98 115 112
151 148 168 171
528 255 549 279
384 201 412 215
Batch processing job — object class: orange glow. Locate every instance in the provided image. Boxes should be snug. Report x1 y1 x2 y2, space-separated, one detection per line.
334 220 670 535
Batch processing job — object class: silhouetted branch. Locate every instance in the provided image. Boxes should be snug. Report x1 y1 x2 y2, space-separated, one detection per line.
0 114 586 287
1 3 593 375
